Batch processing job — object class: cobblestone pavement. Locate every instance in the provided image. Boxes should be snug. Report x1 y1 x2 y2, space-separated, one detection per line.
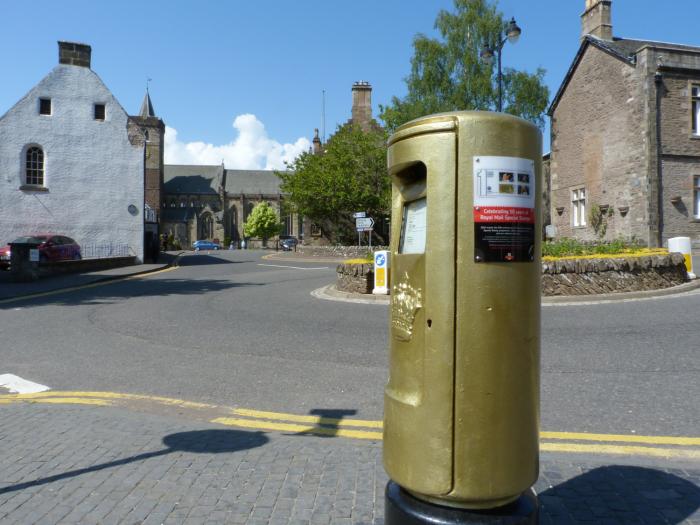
0 404 699 524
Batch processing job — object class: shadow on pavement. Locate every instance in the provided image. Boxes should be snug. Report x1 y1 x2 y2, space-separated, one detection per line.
0 278 262 310
0 429 267 496
288 408 359 438
539 465 700 523
178 254 254 266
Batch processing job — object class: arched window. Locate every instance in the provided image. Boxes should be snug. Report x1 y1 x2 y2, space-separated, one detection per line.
25 146 44 186
180 199 186 208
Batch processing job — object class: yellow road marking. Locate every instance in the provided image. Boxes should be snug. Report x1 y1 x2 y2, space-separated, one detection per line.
212 417 383 440
24 397 113 406
541 430 700 447
3 391 700 459
0 266 178 305
540 442 700 460
2 391 211 409
233 408 383 428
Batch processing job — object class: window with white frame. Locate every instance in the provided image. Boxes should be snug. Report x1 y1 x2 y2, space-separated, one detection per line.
694 175 700 219
693 85 700 136
572 187 586 227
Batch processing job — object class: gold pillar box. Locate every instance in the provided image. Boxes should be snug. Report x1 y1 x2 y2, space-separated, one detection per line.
384 111 542 510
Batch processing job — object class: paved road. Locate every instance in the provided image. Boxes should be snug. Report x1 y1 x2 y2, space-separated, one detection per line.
2 249 698 437
1 249 699 524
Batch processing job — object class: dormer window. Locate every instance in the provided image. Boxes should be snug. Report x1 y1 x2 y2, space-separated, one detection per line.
94 103 105 120
39 98 51 115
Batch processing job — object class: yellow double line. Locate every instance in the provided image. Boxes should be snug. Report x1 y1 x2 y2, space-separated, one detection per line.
2 391 699 459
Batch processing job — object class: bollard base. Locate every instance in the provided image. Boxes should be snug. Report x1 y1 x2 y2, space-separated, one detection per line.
385 481 538 525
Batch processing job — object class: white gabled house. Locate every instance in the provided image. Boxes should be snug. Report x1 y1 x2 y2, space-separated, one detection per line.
0 41 145 261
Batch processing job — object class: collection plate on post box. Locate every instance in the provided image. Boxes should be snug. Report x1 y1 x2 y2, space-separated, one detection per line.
473 156 535 263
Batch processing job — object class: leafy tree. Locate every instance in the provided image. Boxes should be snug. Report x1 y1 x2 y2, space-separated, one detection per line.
278 124 389 244
243 202 283 242
380 0 549 131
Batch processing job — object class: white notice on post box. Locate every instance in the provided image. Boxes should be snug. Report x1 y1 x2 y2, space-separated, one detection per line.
29 249 39 262
400 198 427 254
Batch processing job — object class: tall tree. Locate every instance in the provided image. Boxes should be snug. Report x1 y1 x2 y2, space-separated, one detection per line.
277 124 389 244
380 0 549 131
243 202 283 243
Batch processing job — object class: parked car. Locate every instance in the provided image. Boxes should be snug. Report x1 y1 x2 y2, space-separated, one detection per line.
0 244 10 270
192 240 221 251
9 234 81 263
279 236 299 251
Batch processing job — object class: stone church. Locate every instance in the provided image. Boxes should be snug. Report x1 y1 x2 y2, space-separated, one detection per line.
159 81 380 248
548 0 700 247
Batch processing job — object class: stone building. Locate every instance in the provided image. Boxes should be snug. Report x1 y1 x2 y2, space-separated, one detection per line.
548 0 700 247
161 164 300 248
162 80 383 248
0 41 146 261
131 89 165 259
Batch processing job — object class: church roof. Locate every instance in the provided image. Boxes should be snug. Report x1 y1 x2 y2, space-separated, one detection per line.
164 165 222 194
548 35 700 115
224 169 283 196
139 90 156 117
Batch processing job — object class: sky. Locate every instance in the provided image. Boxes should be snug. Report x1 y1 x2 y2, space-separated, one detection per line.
1 0 698 169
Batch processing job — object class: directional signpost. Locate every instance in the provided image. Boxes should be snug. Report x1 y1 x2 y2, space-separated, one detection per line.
355 216 375 248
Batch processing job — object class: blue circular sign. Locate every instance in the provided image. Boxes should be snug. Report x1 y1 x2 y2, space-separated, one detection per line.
375 253 386 266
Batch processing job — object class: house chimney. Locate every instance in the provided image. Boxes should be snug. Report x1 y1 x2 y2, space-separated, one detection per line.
351 81 372 131
58 41 92 68
581 0 612 42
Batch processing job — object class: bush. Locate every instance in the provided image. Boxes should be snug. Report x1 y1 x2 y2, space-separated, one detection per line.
542 238 647 258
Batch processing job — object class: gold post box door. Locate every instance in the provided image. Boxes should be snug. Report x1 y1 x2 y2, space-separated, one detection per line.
384 117 457 496
452 112 541 507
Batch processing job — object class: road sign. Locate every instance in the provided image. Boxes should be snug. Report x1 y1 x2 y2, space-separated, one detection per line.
353 211 366 219
356 217 374 231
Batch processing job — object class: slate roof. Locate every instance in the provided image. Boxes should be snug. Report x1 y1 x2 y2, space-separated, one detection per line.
548 36 700 115
164 165 222 194
224 169 284 196
139 90 156 117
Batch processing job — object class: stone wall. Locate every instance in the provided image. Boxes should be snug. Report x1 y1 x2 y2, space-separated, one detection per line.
336 253 688 296
336 263 374 294
550 44 650 244
300 245 388 258
542 253 687 296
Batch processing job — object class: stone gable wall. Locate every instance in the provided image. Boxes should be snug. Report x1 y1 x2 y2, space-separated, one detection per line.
551 46 650 244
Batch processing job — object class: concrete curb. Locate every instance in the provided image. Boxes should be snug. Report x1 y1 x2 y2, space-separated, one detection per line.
312 279 700 306
0 252 185 303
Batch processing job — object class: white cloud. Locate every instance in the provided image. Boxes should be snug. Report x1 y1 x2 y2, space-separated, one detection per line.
164 114 311 170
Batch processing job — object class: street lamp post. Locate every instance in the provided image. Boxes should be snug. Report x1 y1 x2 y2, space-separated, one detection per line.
480 17 522 113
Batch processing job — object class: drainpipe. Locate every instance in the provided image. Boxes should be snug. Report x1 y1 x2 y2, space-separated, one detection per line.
654 69 664 248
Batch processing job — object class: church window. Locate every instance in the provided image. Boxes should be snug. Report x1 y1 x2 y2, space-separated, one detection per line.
25 146 45 186
94 104 105 120
692 85 700 135
694 176 700 219
571 187 586 227
39 98 51 115
179 200 186 208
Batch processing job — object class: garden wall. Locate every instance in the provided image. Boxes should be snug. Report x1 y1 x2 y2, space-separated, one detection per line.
336 253 689 296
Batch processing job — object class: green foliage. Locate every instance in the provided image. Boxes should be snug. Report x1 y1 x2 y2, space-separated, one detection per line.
243 202 283 240
589 204 614 239
542 238 644 258
277 124 390 244
379 0 549 131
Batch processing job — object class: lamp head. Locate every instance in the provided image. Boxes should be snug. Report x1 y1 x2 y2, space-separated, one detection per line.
506 17 521 44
